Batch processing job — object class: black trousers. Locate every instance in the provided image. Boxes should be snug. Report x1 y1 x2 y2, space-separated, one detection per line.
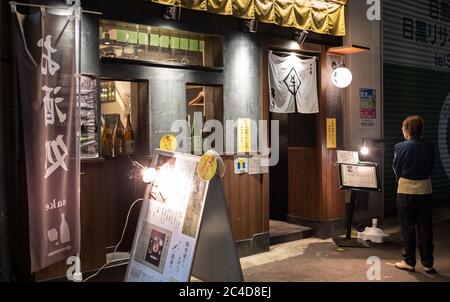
397 194 434 267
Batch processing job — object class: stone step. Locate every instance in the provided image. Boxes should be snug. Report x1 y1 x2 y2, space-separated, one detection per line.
269 220 314 245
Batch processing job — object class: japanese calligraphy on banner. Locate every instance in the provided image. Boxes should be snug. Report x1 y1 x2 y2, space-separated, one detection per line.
125 150 209 282
268 52 319 114
384 0 450 71
14 9 79 272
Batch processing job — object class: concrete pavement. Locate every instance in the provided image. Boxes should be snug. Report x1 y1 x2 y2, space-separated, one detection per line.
241 205 450 282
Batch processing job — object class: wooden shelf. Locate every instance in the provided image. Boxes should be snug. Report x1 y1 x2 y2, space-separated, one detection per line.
327 45 370 55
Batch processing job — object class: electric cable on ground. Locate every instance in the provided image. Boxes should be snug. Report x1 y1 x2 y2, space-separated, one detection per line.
82 197 143 282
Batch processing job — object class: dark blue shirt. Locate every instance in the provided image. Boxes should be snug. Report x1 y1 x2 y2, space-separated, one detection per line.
392 137 434 182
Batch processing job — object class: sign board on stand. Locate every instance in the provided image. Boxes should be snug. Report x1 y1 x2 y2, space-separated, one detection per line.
125 150 243 282
334 161 381 248
339 163 379 191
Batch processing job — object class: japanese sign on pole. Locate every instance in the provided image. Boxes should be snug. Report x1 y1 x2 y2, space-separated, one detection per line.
13 7 80 272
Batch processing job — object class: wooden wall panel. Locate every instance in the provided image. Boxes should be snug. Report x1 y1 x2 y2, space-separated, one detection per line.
222 157 265 241
318 51 346 220
288 148 320 219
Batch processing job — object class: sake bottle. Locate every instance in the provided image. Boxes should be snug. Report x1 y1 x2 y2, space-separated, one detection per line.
101 117 113 157
113 115 124 157
124 114 135 155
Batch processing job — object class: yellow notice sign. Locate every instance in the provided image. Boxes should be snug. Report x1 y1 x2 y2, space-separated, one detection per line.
237 118 251 153
326 118 337 149
160 134 177 151
197 151 217 181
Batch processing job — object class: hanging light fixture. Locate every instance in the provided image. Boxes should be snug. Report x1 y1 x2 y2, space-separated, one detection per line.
331 59 353 88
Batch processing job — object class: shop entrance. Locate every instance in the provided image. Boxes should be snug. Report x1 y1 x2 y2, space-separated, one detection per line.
96 78 149 267
269 113 317 244
265 50 320 245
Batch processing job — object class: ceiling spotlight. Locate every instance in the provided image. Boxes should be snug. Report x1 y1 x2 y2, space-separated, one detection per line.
294 30 309 48
241 19 257 33
163 5 181 20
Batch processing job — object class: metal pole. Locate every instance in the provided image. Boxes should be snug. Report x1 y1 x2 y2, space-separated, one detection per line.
345 190 356 240
9 1 102 15
73 0 83 282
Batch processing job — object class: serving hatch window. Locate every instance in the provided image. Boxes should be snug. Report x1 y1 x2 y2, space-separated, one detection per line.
99 19 223 68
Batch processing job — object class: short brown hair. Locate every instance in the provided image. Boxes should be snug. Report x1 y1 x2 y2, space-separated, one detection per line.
402 115 424 138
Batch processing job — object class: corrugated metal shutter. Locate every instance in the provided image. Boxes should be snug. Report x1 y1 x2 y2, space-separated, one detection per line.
383 64 450 212
383 0 450 212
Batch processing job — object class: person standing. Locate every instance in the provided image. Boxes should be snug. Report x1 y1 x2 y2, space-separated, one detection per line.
392 115 436 274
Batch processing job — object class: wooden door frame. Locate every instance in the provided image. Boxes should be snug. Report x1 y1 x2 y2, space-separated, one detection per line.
260 36 346 228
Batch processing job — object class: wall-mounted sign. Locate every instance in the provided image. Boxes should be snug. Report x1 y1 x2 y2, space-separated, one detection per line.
237 118 251 153
326 118 337 149
248 155 269 174
360 88 376 128
80 74 99 158
234 157 248 174
384 0 450 71
126 151 209 282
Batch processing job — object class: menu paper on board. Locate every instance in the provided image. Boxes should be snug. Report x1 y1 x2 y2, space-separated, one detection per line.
125 151 209 282
336 150 359 165
340 164 378 189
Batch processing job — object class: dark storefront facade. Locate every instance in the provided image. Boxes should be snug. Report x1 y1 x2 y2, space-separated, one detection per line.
383 0 450 212
0 0 353 281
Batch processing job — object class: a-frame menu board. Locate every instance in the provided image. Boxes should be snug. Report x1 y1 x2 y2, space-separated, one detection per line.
125 150 243 282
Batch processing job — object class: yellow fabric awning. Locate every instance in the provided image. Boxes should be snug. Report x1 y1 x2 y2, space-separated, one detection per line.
152 0 346 36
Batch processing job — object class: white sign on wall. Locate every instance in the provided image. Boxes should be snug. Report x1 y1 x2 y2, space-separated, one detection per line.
384 0 450 71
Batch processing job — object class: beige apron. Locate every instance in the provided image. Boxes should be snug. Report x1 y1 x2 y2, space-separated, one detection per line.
397 178 432 195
